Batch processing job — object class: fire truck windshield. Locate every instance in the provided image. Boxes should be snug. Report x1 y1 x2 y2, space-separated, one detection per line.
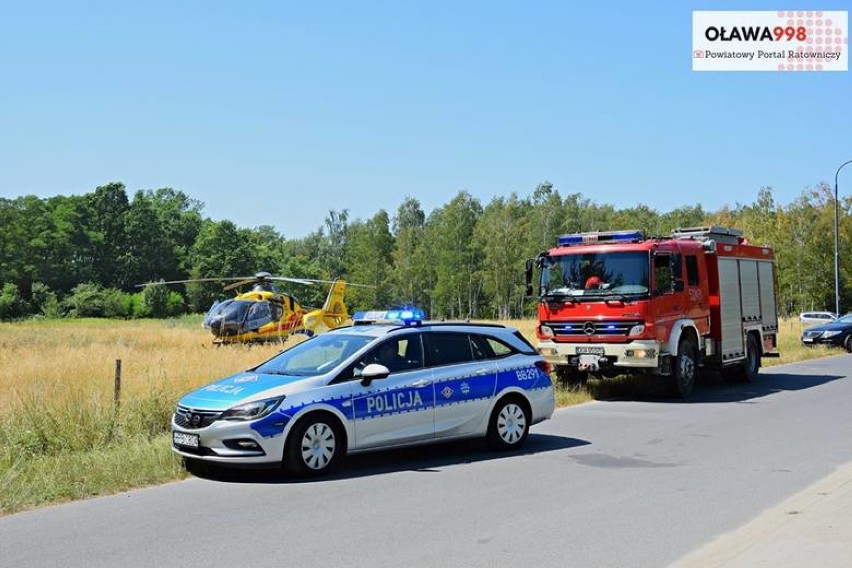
540 251 650 299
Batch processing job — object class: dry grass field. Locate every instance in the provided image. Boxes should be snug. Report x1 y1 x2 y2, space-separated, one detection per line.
0 316 841 514
0 317 283 412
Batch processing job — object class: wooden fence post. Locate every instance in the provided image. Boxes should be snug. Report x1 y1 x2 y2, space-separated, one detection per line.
114 359 122 409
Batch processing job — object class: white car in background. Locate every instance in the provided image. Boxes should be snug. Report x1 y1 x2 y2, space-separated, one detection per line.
799 312 837 325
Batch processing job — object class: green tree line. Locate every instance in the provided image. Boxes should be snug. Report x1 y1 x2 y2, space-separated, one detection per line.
1 181 849 320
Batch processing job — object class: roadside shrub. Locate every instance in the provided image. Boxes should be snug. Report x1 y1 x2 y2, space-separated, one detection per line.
62 283 132 318
30 282 62 318
0 283 27 320
137 284 185 319
166 291 185 317
103 288 131 318
140 282 169 318
128 292 147 318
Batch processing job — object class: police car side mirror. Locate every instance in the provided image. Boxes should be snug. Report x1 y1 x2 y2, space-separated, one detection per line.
360 364 390 386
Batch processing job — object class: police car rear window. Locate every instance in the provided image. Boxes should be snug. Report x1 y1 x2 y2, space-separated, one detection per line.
484 337 514 357
512 331 537 355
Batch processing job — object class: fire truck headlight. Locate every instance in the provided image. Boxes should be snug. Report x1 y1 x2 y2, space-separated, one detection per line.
625 348 656 359
538 325 554 339
628 324 646 337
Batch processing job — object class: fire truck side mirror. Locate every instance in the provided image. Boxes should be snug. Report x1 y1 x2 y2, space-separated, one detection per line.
524 259 534 297
673 280 685 293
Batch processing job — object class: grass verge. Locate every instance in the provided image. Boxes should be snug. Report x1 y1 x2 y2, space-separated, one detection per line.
0 435 184 514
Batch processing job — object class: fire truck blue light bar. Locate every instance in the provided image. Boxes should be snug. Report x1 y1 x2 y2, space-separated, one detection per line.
557 230 644 247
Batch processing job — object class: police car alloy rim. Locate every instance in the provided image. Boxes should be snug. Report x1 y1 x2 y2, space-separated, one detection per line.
300 422 336 470
497 403 527 444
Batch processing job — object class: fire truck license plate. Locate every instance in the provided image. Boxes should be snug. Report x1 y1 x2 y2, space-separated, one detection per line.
576 347 605 356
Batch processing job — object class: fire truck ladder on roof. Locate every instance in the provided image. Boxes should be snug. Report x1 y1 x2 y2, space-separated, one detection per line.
671 225 743 245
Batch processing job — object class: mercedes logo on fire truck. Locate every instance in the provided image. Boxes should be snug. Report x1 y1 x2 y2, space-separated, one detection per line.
583 322 596 336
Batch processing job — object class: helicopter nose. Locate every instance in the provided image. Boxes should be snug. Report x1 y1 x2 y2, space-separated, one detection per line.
209 317 242 337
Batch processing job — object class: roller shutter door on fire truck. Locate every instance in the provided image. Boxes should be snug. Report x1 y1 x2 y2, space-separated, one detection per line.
718 258 745 360
740 260 760 323
758 261 778 331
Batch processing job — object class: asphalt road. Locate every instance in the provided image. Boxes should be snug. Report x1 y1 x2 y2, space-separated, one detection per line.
2 355 851 568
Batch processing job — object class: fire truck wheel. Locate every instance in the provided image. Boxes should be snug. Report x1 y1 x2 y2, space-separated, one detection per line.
671 338 697 398
739 334 760 382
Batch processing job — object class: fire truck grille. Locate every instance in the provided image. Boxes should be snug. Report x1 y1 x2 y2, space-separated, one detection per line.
546 321 641 337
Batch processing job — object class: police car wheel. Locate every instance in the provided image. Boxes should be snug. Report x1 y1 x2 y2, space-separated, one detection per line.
284 414 343 477
844 334 852 353
487 398 530 451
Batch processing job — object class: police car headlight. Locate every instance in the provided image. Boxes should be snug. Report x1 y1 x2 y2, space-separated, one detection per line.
220 396 285 421
822 330 842 338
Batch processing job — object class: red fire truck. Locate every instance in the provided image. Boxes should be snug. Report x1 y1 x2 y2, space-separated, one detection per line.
524 226 779 397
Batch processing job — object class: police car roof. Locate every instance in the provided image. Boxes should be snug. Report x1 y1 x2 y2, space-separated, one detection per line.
330 320 508 338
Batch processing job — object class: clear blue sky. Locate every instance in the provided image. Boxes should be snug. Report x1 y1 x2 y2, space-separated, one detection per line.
1 1 850 238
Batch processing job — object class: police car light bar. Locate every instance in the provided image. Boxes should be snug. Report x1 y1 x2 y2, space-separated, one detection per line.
353 308 426 326
557 230 645 247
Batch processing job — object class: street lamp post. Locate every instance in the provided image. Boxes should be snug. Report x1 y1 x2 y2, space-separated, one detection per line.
834 160 852 316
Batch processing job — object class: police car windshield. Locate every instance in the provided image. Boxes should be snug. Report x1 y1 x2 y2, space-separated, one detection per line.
253 334 374 376
541 251 650 298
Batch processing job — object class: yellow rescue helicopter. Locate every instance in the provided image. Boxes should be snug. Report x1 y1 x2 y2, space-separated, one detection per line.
142 272 366 344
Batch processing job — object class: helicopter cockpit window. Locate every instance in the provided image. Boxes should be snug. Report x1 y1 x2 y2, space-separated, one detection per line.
246 302 272 331
212 300 253 322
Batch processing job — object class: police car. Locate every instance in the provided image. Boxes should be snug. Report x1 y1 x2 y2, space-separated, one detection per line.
171 309 556 476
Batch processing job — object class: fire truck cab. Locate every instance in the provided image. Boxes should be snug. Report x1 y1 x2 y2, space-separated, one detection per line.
525 226 778 397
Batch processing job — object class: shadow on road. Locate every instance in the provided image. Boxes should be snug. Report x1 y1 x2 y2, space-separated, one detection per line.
186 433 589 484
692 371 846 403
593 370 845 404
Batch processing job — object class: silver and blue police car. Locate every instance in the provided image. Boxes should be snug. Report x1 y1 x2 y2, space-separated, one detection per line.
171 309 556 476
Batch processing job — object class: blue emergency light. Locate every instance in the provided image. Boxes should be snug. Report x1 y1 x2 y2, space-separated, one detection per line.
353 308 426 326
557 230 644 247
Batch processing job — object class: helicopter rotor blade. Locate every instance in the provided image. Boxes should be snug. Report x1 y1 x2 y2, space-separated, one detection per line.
223 278 259 291
268 277 318 286
137 274 375 290
135 277 252 288
268 277 375 288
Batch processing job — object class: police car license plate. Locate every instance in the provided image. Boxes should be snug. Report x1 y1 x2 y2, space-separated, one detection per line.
173 431 199 449
576 346 605 356
802 338 813 343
